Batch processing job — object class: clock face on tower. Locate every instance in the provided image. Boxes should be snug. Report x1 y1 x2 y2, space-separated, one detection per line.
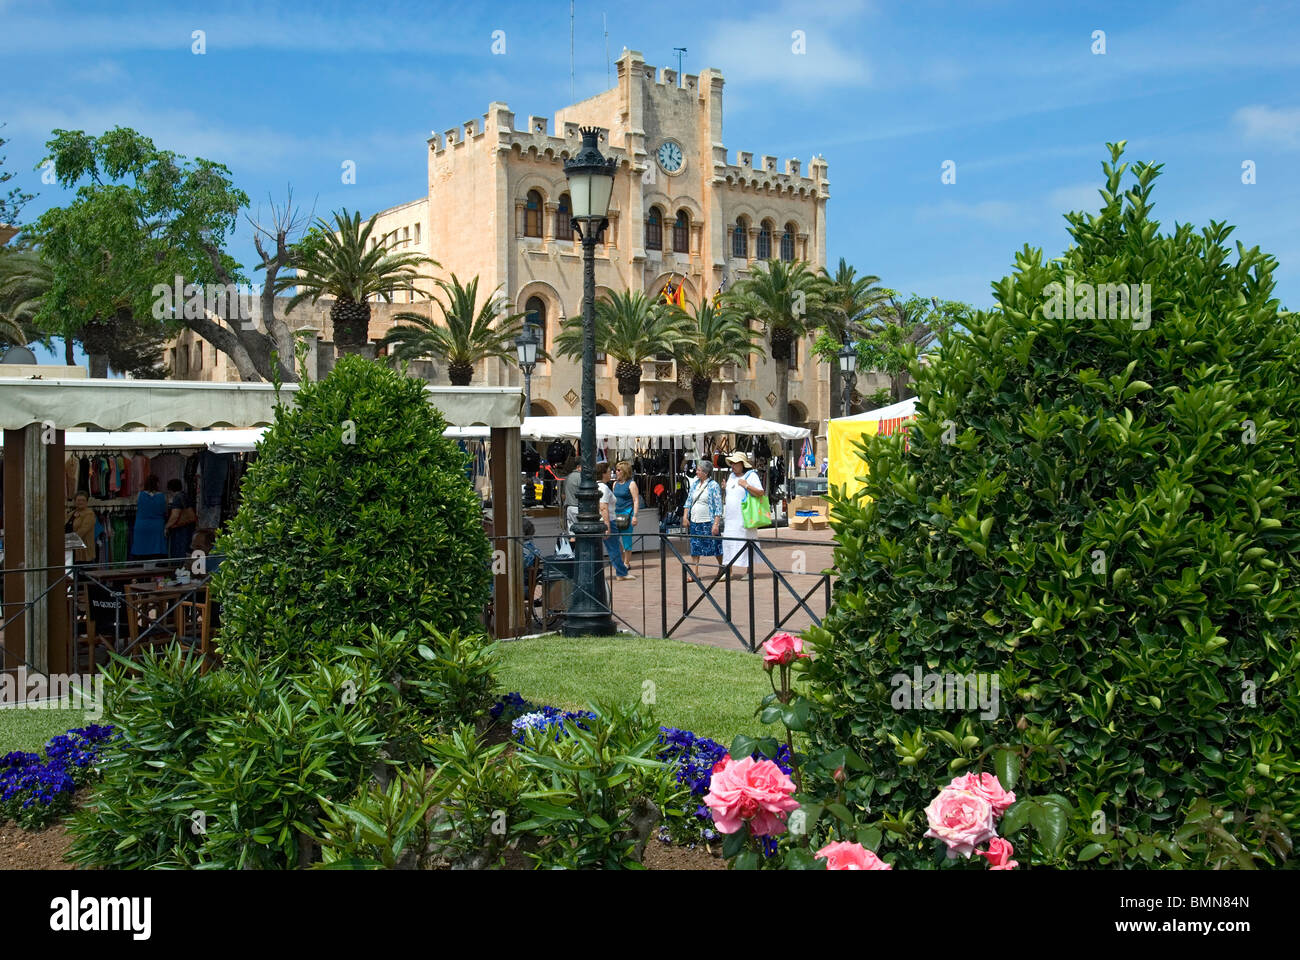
656 140 685 174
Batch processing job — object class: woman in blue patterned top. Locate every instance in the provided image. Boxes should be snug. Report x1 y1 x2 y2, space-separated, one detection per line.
680 461 723 577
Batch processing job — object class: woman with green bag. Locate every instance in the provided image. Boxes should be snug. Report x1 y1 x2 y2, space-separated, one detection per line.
722 451 766 578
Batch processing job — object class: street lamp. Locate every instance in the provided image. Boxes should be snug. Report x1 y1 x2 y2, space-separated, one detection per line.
652 395 661 414
838 342 858 418
563 126 618 637
515 319 539 414
732 394 742 416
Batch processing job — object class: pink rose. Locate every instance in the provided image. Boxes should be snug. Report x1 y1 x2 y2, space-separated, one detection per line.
949 772 1016 817
978 837 1019 870
704 755 800 836
815 841 892 870
923 786 998 858
762 632 809 666
711 754 731 777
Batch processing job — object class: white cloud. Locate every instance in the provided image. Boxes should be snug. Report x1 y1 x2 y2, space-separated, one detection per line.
1047 183 1104 216
699 3 874 91
915 199 1020 227
1234 105 1300 150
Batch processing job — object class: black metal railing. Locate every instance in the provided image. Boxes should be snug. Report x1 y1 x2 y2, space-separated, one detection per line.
488 529 834 651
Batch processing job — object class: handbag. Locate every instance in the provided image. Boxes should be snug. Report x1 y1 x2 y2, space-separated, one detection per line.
554 536 574 559
177 506 198 526
614 513 632 531
741 474 773 530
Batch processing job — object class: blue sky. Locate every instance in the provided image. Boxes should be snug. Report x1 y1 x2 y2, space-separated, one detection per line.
6 0 1299 364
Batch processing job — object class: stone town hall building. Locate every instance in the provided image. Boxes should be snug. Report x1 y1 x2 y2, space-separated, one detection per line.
172 49 835 430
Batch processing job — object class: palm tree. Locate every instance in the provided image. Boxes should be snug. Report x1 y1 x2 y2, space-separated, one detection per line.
724 260 826 426
555 289 690 415
277 209 435 346
672 297 760 414
0 246 50 348
820 258 888 415
383 274 526 385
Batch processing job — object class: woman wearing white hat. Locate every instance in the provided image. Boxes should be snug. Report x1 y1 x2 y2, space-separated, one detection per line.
722 451 763 576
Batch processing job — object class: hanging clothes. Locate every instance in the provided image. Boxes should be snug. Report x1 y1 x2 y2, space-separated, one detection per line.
130 453 150 493
198 450 230 529
151 452 185 490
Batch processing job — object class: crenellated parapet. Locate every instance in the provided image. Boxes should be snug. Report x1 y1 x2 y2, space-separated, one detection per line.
427 101 635 169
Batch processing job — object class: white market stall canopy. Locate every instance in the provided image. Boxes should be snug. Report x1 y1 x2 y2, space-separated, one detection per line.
449 414 811 443
0 378 524 431
829 396 918 424
0 428 267 452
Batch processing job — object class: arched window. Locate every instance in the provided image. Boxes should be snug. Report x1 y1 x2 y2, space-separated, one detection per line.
673 209 690 253
732 217 748 258
524 296 547 351
525 190 543 237
645 206 663 251
780 222 796 261
757 220 773 260
556 193 572 240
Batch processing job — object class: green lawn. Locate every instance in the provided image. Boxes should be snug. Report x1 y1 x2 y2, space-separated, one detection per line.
0 708 93 754
496 634 771 744
0 636 775 753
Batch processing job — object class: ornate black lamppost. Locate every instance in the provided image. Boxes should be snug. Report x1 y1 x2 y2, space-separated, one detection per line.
563 127 617 636
514 319 539 414
838 342 858 418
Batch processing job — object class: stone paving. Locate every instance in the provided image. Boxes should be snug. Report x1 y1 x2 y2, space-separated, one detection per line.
520 513 838 652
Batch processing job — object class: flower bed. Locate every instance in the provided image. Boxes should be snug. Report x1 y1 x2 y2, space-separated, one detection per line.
0 725 118 830
492 693 792 854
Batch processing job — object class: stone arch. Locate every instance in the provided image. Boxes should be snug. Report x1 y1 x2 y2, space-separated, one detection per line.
787 400 808 427
529 398 557 417
512 169 564 205
516 280 565 354
596 399 618 416
644 191 703 223
739 400 761 419
667 398 693 416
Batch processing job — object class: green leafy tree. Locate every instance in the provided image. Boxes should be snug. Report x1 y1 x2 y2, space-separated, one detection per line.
725 260 825 426
816 258 889 414
804 142 1300 869
382 274 525 385
214 353 493 662
28 127 312 381
555 289 690 415
671 297 760 414
279 209 435 347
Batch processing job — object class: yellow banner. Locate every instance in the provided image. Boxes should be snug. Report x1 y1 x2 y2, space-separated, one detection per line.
828 418 879 501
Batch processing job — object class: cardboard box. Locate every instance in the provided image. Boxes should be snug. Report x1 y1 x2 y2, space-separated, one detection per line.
790 495 828 516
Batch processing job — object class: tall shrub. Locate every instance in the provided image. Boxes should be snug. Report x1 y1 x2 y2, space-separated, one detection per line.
214 353 492 662
806 143 1299 868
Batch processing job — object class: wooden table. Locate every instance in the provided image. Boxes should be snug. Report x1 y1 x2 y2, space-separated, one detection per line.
124 579 210 654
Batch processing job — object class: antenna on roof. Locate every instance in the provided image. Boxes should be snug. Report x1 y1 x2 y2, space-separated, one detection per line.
570 1 576 100
604 13 611 87
673 46 687 85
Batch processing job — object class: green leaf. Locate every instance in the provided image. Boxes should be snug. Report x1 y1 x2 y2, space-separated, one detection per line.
721 829 748 859
1077 842 1106 862
729 735 756 760
994 748 1020 791
999 800 1034 836
733 850 760 871
1028 801 1068 856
